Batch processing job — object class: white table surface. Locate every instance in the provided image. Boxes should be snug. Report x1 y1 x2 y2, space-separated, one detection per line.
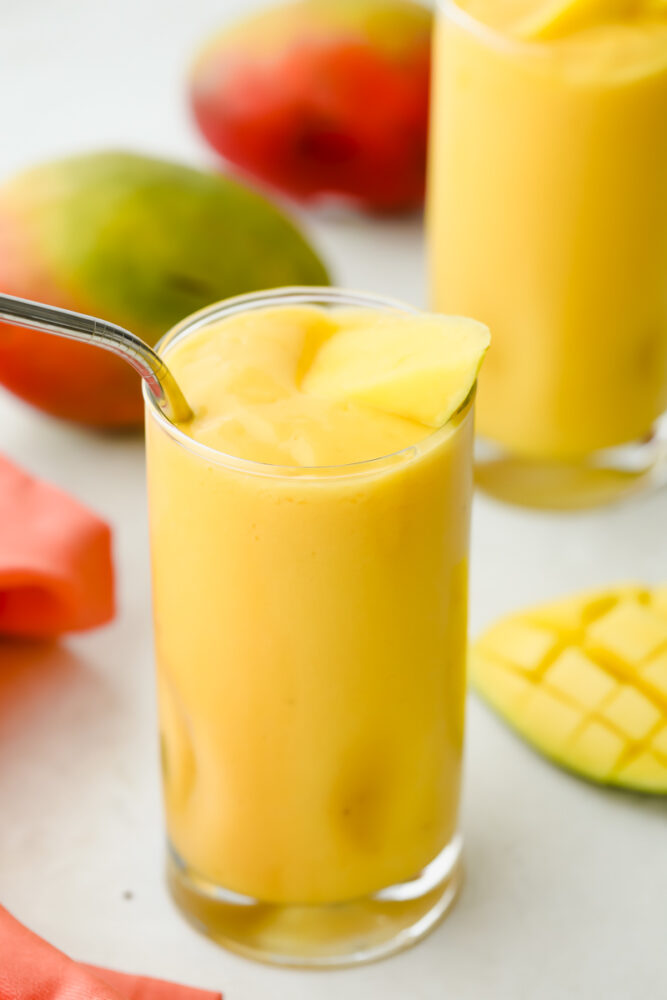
1 1 665 996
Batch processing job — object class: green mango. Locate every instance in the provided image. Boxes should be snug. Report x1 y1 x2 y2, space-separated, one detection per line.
0 151 330 426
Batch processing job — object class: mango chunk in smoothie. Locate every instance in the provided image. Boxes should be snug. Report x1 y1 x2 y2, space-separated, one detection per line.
471 585 667 793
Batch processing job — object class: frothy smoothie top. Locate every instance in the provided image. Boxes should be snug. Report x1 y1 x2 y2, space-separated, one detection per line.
165 304 489 467
458 0 666 36
454 0 667 76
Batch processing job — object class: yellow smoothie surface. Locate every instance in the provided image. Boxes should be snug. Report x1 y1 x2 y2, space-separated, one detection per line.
147 304 488 906
463 0 667 45
168 305 489 465
429 0 667 459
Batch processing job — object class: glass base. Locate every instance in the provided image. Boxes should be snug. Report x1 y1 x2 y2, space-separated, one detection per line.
475 420 667 510
166 836 463 969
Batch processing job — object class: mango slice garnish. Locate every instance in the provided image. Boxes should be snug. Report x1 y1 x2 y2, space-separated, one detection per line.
302 313 490 429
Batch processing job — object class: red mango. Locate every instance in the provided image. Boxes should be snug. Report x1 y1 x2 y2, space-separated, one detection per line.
190 0 433 213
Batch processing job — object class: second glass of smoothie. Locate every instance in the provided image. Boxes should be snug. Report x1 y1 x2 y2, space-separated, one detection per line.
144 288 488 966
428 0 667 507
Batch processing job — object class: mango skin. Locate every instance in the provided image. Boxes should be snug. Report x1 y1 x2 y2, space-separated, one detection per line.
471 584 667 795
0 152 329 427
190 0 432 213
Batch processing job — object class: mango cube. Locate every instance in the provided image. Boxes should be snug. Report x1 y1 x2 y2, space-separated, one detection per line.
569 722 625 781
601 687 661 741
476 619 557 673
616 753 667 794
529 590 615 634
472 652 531 714
586 600 666 668
544 648 616 709
520 688 582 752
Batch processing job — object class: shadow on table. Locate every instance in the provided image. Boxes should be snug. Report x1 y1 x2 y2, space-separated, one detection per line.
0 639 109 749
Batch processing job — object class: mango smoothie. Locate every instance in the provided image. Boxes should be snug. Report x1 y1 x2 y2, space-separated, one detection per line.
144 289 488 964
428 0 667 462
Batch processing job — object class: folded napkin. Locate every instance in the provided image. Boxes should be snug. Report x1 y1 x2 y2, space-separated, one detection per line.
0 454 114 638
0 905 222 1000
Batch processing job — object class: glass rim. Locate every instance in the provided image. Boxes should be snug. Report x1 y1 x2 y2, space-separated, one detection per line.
143 286 475 481
436 0 563 55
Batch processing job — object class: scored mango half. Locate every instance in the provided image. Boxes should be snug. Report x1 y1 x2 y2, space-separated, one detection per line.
471 584 667 793
302 313 490 429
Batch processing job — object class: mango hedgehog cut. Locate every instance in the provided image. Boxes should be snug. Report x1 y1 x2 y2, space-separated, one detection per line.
470 584 667 794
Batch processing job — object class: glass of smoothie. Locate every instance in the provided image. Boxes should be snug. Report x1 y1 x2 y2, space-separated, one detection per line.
144 287 489 967
428 0 667 508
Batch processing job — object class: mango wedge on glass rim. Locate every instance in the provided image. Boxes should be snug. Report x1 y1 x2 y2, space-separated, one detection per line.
471 584 667 793
302 312 490 430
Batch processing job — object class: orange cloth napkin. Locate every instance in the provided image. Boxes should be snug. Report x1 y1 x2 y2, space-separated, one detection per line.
0 455 114 637
0 905 222 1000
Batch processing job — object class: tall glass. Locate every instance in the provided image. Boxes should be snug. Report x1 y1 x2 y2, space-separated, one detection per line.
144 288 475 967
428 1 667 508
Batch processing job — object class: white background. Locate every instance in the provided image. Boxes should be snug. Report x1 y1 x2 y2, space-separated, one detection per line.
0 1 665 997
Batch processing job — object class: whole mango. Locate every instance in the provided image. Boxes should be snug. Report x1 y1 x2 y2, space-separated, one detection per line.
0 152 329 427
190 0 432 213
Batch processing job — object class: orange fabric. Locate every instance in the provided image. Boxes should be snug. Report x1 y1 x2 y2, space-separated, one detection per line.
0 906 222 1000
0 455 114 637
